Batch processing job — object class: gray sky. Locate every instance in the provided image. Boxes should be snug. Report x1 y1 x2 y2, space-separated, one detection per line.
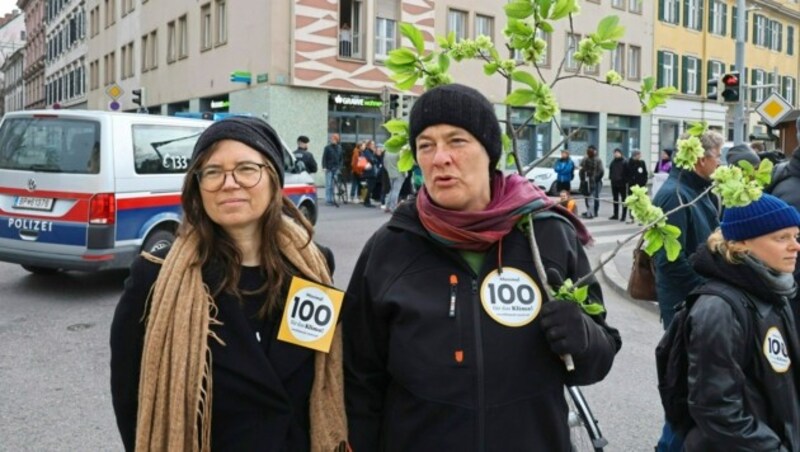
0 0 17 17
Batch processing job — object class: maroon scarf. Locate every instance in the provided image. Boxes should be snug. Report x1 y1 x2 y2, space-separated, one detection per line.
417 172 592 251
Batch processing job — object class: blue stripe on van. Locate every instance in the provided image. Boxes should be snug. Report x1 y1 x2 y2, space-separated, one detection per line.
0 215 87 246
115 205 182 241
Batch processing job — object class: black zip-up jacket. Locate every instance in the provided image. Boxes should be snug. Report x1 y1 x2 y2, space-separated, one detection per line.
343 202 621 452
608 156 627 186
685 246 800 451
625 159 648 187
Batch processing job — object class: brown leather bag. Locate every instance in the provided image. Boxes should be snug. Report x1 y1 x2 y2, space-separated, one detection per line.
627 237 657 301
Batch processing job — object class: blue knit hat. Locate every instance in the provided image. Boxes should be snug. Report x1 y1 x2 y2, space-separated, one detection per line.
721 194 800 241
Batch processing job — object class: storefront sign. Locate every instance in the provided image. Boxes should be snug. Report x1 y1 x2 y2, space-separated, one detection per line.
332 94 383 108
210 100 230 109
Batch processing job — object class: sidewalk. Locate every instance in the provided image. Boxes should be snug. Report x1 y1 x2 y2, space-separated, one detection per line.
598 242 659 315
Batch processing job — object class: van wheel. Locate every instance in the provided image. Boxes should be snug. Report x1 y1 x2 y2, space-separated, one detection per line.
21 265 60 275
298 201 317 226
143 229 175 254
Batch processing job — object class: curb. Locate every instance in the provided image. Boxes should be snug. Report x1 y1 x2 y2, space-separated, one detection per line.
598 250 659 315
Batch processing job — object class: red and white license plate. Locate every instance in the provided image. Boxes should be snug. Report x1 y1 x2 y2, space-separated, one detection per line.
13 196 54 211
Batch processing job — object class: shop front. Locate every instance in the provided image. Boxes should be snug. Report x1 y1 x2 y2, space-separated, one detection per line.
327 91 388 176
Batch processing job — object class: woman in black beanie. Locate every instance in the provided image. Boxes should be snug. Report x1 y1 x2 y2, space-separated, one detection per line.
677 193 800 451
343 84 620 451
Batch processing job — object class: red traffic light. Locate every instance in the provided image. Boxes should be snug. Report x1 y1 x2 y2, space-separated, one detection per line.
722 74 739 86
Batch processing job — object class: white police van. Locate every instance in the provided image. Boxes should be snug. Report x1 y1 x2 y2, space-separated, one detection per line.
0 110 317 274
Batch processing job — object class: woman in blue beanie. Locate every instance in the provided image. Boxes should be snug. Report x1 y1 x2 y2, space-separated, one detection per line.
682 193 800 451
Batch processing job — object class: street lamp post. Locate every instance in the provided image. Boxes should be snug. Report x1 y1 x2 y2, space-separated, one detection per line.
734 0 746 145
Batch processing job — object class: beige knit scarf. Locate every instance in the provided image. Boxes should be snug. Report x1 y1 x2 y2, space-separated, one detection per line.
135 218 348 452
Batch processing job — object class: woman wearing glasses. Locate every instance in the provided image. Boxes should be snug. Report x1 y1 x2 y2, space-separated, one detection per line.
110 117 347 452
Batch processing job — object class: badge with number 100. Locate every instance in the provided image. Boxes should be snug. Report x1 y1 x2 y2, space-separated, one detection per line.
277 276 344 353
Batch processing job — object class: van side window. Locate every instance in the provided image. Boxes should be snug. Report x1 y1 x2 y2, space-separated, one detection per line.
0 117 100 174
132 125 205 174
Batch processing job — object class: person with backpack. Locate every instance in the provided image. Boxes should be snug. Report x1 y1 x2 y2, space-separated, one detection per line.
657 193 800 451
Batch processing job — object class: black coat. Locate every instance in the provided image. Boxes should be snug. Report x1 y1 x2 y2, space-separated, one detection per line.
110 246 334 452
625 159 648 187
294 148 318 174
322 142 342 172
608 156 627 186
685 246 800 451
343 202 621 452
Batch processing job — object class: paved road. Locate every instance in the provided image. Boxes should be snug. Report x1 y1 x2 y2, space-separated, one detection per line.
0 191 663 451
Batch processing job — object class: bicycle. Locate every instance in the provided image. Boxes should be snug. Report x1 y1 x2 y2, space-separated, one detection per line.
566 385 607 451
333 170 349 206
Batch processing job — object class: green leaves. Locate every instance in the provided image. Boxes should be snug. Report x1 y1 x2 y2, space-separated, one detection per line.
551 0 580 20
400 22 425 54
595 15 625 43
505 0 536 19
398 148 415 172
639 76 677 113
673 136 704 170
686 121 708 137
553 278 606 316
711 159 774 208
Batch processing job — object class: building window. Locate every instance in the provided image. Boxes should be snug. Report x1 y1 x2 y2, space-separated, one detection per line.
770 21 782 51
167 21 176 63
374 17 396 61
141 34 149 72
710 1 727 36
447 9 467 41
752 69 765 102
660 0 679 25
754 15 767 46
611 0 625 10
474 14 493 40
707 60 724 87
215 0 227 45
657 50 677 89
127 42 134 78
731 6 750 41
788 26 795 55
339 0 365 59
565 33 580 72
201 3 212 51
684 0 702 31
681 56 700 95
104 0 115 27
628 0 642 14
150 30 158 69
782 76 796 106
121 44 127 80
627 45 642 80
611 43 625 77
178 15 188 58
536 28 550 67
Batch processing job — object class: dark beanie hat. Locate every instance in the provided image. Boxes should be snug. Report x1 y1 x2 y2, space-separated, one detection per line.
721 193 800 241
726 144 760 168
408 83 502 169
191 116 285 186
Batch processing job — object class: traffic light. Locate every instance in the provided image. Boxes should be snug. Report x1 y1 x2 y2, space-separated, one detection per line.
706 77 719 102
389 94 399 113
401 96 413 118
721 72 740 103
132 88 144 106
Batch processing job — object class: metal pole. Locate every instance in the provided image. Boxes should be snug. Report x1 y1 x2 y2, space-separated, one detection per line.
734 0 746 145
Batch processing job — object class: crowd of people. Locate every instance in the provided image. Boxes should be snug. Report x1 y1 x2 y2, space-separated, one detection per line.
108 87 800 451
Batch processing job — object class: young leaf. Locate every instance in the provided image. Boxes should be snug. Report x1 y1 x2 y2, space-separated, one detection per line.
504 0 536 19
484 62 499 75
395 73 419 90
501 134 512 152
539 0 554 18
400 22 426 55
663 236 682 262
539 21 554 33
582 303 606 316
389 48 418 65
596 15 620 41
641 76 655 92
574 285 589 303
505 88 537 106
398 148 415 172
384 135 407 152
511 70 540 89
505 152 516 167
439 53 451 73
382 119 409 135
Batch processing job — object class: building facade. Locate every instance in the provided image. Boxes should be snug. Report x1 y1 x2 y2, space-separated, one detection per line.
17 0 45 109
3 46 25 112
653 0 800 156
44 0 87 109
0 10 26 114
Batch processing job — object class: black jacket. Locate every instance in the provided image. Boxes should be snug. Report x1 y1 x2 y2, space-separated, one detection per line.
322 142 342 172
625 159 648 187
110 246 334 452
580 156 604 189
343 202 621 452
608 156 627 186
685 246 800 451
294 148 318 174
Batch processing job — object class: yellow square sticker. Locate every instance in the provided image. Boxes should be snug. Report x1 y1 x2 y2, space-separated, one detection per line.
277 276 344 353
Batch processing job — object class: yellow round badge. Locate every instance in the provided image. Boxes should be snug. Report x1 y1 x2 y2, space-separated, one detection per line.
480 267 542 327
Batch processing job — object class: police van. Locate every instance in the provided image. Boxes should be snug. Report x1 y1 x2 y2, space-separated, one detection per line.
0 110 317 274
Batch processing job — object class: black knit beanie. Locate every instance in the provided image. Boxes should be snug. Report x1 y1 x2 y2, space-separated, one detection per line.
409 83 502 169
191 116 285 186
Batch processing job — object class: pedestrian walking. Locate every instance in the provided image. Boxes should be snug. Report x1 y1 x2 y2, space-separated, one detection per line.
624 150 648 224
343 83 621 452
608 148 627 221
110 117 347 451
322 133 343 206
680 194 800 451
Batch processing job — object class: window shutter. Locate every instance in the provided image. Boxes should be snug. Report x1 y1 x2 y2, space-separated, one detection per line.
722 4 727 36
682 55 689 94
781 76 788 100
659 0 665 21
674 0 680 25
657 51 664 88
707 60 714 82
708 1 714 32
731 6 737 40
683 0 689 27
766 20 772 48
696 58 702 95
745 12 749 40
752 15 758 44
778 24 783 52
751 69 757 102
697 0 704 31
789 26 794 55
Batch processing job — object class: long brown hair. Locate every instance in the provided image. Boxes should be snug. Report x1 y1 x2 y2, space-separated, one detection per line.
179 141 314 316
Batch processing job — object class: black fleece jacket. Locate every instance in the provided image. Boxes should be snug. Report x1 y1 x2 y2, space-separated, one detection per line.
343 201 621 452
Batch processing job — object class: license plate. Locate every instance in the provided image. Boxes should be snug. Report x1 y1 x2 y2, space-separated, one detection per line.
13 196 54 211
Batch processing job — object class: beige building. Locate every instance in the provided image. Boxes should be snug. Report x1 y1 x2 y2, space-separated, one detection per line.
84 0 655 178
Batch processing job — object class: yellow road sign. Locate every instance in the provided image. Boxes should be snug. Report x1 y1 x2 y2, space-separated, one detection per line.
105 84 124 100
755 92 792 127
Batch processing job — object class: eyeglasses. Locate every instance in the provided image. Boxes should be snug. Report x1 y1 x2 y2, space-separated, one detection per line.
195 162 268 192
